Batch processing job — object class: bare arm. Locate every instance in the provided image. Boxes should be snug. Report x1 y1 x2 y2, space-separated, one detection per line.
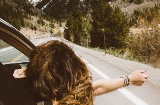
92 70 148 96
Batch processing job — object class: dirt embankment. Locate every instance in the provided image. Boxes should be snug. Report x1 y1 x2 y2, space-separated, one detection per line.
20 27 51 39
20 16 59 39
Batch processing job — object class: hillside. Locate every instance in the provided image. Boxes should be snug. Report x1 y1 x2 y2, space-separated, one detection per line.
0 0 41 15
20 16 62 40
0 0 160 67
111 0 160 15
34 0 160 19
0 0 43 30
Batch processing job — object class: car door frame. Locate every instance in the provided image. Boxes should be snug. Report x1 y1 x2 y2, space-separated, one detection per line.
0 18 35 58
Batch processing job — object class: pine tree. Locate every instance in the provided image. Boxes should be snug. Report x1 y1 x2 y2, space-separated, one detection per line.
64 6 84 45
50 29 53 35
90 0 129 49
31 24 34 30
34 25 37 34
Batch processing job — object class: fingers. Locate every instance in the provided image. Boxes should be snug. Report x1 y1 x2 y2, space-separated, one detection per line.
144 75 149 79
21 67 26 71
143 72 149 81
137 70 148 80
140 73 148 82
137 70 146 73
130 69 149 86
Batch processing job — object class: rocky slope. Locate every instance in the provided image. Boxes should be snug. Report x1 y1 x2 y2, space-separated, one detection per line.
0 0 41 15
35 0 160 19
111 0 160 15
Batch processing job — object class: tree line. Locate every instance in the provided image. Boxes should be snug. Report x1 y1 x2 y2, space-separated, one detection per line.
0 0 41 30
64 0 129 49
129 3 160 26
126 4 160 67
0 1 26 30
63 0 160 67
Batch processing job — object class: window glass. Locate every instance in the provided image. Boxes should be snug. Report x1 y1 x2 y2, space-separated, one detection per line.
0 40 29 64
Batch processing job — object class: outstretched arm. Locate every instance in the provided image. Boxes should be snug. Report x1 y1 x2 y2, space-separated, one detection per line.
92 70 148 96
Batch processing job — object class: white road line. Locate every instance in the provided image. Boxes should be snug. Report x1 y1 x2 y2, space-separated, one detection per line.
35 40 42 46
83 59 148 105
10 40 42 62
11 54 24 62
0 48 15 56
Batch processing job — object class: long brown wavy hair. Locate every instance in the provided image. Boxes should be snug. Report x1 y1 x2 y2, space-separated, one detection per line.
25 40 93 105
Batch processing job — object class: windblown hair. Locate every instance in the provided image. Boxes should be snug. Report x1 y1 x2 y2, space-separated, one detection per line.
25 40 93 105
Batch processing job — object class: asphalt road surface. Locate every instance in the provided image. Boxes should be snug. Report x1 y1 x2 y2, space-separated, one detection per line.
1 37 160 105
65 39 160 105
0 47 28 63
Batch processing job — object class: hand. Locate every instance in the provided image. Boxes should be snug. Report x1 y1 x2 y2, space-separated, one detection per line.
128 70 149 86
13 67 26 78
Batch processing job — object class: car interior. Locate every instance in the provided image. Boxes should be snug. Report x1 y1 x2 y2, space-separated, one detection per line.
0 62 36 105
0 18 37 105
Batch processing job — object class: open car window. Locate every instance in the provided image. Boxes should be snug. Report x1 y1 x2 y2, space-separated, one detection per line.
0 39 29 64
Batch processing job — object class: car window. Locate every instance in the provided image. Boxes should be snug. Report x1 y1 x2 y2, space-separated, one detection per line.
0 39 29 64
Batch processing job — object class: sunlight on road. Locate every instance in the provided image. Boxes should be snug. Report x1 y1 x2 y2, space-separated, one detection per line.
83 58 148 105
10 39 42 62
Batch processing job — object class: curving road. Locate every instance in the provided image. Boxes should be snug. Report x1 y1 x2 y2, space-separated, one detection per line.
65 39 160 105
0 37 160 105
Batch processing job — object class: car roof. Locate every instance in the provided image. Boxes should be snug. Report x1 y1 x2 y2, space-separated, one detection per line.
0 18 35 58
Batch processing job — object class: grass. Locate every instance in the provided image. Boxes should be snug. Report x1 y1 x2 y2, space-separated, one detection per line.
0 40 9 49
89 46 160 69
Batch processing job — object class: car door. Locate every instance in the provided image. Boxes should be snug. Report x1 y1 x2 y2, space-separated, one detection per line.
0 18 36 105
0 18 35 59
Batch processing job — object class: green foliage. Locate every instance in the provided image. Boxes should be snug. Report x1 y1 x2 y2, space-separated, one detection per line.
31 24 34 30
90 0 129 49
127 0 134 3
37 17 45 26
129 4 160 26
64 29 71 41
64 6 84 45
36 0 115 19
0 1 26 30
21 18 25 27
127 0 144 4
37 19 41 24
125 3 160 67
50 21 54 28
34 25 37 31
134 0 144 5
14 0 38 16
50 29 53 34
126 28 160 64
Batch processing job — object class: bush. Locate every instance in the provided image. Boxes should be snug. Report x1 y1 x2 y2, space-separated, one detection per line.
134 0 144 4
126 28 160 64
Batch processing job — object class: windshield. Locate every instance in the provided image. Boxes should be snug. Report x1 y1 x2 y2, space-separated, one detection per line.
0 39 29 64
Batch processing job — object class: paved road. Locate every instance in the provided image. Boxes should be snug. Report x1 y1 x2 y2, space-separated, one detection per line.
0 47 28 63
1 37 160 105
64 39 160 105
